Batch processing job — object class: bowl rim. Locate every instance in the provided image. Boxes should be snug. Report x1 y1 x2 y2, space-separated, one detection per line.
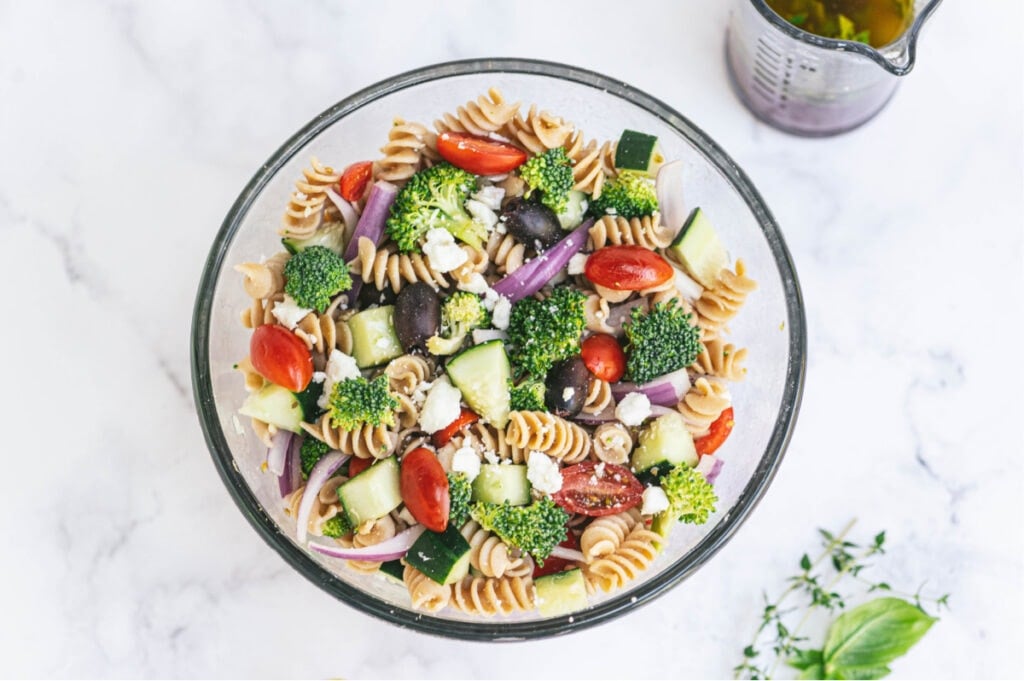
191 57 807 641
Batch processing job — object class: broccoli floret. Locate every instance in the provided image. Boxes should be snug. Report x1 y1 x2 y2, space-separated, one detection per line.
659 464 718 525
426 292 491 356
327 375 399 431
519 147 575 214
320 513 354 538
448 472 473 528
588 170 659 218
385 162 486 252
506 286 587 378
299 437 331 479
509 379 547 412
623 301 702 383
471 498 569 562
283 245 352 312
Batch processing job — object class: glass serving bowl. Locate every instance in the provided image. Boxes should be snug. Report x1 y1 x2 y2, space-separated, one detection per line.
190 58 806 640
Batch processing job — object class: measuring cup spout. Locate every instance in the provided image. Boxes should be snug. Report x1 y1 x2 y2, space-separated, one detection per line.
877 0 943 76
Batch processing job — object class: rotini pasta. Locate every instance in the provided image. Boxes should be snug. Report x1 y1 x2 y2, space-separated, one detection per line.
450 575 535 616
460 519 530 578
588 214 674 250
347 513 400 574
349 236 449 293
505 411 591 464
582 293 615 334
691 338 748 381
234 251 289 300
580 508 642 562
502 105 574 154
301 413 398 459
377 118 434 184
677 377 731 437
280 157 341 239
693 259 757 339
483 230 526 275
404 564 452 612
435 87 520 138
579 524 663 594
384 354 433 396
582 378 615 415
591 422 633 465
565 131 616 198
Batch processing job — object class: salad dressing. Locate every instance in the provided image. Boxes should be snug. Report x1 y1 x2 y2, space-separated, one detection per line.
764 0 913 47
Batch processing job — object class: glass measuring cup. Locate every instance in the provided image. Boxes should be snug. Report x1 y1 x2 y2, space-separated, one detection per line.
726 0 943 136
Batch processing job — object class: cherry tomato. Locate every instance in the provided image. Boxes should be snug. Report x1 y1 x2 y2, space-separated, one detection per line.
533 532 579 578
584 245 674 291
432 407 480 447
552 462 643 517
436 131 528 175
249 324 313 392
580 333 626 383
400 447 450 532
347 456 372 478
694 407 735 456
339 161 373 202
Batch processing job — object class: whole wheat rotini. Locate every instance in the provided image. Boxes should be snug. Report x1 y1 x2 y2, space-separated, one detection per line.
505 411 591 464
349 236 449 293
301 413 398 459
677 377 731 437
280 157 341 239
588 213 674 250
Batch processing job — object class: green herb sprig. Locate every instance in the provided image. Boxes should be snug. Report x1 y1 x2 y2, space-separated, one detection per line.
734 520 949 680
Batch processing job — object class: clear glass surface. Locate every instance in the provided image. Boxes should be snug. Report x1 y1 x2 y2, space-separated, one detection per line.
726 0 943 136
191 58 807 640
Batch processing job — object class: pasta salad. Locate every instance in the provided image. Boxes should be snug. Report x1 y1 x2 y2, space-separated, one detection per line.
233 88 756 618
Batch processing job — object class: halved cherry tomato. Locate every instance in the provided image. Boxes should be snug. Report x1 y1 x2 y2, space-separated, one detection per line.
533 532 579 578
347 456 372 478
552 462 643 517
694 407 735 456
584 245 674 291
432 407 480 447
400 447 450 532
249 324 313 392
339 161 373 202
436 131 528 175
581 333 626 383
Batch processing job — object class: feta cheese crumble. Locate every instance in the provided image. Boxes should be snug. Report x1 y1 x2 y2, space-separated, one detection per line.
471 185 505 211
616 392 652 426
451 446 481 482
271 294 311 329
422 228 468 273
567 253 588 276
526 450 563 495
641 486 670 516
457 272 489 294
316 349 361 408
418 377 463 433
562 387 575 402
491 295 512 330
466 199 499 232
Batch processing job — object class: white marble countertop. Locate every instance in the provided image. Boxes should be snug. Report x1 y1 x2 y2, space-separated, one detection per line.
2 1 1021 678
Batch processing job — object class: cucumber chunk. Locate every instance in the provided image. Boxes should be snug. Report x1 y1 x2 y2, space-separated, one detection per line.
349 305 403 368
535 568 588 617
337 456 402 527
667 207 728 289
557 190 589 230
379 559 406 584
471 464 531 506
445 340 511 428
614 130 664 176
631 412 698 477
405 524 472 585
281 220 346 255
238 383 305 433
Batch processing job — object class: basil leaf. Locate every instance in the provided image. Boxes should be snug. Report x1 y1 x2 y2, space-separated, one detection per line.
830 665 891 679
788 648 823 671
823 598 936 677
798 662 825 679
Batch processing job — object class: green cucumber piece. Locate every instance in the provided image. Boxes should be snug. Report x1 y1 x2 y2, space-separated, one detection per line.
667 207 728 288
445 340 511 428
614 130 664 176
535 568 588 617
238 383 305 433
650 511 674 538
405 524 472 585
337 456 402 526
631 412 698 477
557 190 589 230
292 381 324 421
281 220 346 255
379 559 406 584
349 305 403 368
471 464 531 506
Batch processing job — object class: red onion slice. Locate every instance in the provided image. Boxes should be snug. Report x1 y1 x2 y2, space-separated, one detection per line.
296 451 349 544
308 525 426 562
611 368 691 407
325 188 360 232
672 266 704 302
492 218 593 303
279 434 303 498
656 160 686 239
343 180 397 262
696 454 724 485
266 431 292 477
548 545 586 563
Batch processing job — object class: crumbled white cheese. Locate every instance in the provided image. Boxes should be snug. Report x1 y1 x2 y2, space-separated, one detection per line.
562 387 575 402
526 450 563 495
594 462 606 478
616 392 652 426
567 253 589 276
271 294 311 329
410 379 433 407
466 199 499 232
422 228 468 273
458 272 489 294
481 287 500 311
317 349 361 408
495 220 507 235
599 430 625 450
483 449 500 465
397 506 418 526
451 446 481 482
472 186 505 211
418 377 463 433
641 486 670 516
311 371 326 384
491 296 512 330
